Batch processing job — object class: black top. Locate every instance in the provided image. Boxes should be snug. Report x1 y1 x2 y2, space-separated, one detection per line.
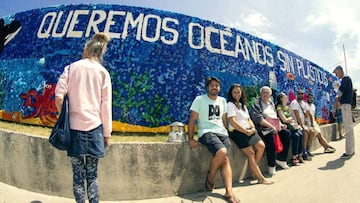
339 76 353 104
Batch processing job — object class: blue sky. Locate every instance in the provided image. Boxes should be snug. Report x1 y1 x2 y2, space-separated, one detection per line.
1 0 360 90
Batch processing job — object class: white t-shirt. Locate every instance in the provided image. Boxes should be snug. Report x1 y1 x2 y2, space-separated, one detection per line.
190 95 228 138
306 102 321 131
290 99 308 124
261 100 277 119
227 102 251 130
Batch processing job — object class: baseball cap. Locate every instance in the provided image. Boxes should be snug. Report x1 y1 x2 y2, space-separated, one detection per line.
333 65 343 73
205 76 221 87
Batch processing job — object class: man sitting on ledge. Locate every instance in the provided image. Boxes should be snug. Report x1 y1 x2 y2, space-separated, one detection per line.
188 76 240 203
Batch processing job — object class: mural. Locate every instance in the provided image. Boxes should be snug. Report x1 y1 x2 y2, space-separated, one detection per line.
0 4 337 133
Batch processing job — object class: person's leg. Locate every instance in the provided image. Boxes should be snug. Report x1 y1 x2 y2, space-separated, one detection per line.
302 129 308 153
290 130 300 165
242 147 262 179
208 147 227 187
260 132 276 167
71 156 86 203
338 123 344 139
241 146 272 184
85 156 100 203
342 104 355 155
253 140 265 164
306 129 315 156
277 129 291 162
317 133 330 149
220 155 235 197
199 133 230 190
297 131 304 163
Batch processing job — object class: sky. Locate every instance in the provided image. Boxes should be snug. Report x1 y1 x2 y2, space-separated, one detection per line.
1 0 360 91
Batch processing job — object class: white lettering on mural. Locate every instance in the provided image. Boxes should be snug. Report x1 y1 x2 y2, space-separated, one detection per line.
36 9 328 87
277 50 328 86
67 10 90 38
188 22 275 67
37 10 179 45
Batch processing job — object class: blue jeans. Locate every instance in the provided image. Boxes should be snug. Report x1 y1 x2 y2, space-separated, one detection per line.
71 156 99 203
68 125 105 158
290 129 303 156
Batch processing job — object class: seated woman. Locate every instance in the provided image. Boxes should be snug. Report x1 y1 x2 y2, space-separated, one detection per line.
249 86 291 175
276 92 304 166
227 84 274 185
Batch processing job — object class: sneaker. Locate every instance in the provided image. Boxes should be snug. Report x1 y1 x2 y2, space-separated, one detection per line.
340 153 354 159
324 147 336 153
275 160 290 169
268 166 276 175
307 151 314 157
303 153 312 161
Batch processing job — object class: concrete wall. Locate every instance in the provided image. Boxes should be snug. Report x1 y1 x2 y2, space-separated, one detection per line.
0 124 337 201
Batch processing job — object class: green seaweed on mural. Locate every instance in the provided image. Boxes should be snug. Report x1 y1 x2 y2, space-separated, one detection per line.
141 94 172 127
112 71 172 127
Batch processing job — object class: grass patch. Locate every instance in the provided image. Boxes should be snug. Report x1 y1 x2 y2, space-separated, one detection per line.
0 120 168 142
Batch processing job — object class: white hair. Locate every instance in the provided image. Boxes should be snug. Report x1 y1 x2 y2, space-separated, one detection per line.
260 86 272 95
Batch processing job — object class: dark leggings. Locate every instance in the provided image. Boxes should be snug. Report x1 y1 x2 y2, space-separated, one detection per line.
71 156 99 203
260 129 291 167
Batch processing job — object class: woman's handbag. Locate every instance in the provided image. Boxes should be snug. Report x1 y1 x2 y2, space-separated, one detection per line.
49 65 71 150
49 94 71 150
274 132 283 153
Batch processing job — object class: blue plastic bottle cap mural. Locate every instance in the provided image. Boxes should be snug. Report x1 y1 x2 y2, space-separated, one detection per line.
0 4 337 133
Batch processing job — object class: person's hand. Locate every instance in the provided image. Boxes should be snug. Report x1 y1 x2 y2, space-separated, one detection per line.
247 128 256 136
189 139 198 149
287 117 294 123
104 137 111 150
281 124 287 130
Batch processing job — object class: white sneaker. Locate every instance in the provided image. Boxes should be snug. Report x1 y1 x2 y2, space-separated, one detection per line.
276 160 290 169
268 166 276 175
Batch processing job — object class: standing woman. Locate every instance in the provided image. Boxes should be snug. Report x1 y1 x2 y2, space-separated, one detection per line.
227 84 274 184
55 33 112 203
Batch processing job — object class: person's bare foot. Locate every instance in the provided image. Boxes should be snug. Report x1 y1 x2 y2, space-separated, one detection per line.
258 178 274 185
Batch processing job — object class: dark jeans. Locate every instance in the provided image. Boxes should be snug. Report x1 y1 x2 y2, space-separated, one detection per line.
260 129 291 167
290 129 303 156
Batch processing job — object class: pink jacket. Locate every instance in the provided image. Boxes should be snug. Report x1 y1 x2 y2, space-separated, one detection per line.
55 58 112 137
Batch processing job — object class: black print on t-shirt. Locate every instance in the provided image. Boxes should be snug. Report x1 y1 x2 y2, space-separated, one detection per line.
208 104 220 120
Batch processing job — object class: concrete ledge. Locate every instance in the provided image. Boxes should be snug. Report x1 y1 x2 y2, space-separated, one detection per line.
0 123 337 200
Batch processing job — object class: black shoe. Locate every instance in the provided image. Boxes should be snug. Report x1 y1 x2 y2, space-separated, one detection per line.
303 153 312 161
340 153 354 159
307 151 314 157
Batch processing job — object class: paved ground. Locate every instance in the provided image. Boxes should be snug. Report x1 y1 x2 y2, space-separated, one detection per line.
1 123 359 203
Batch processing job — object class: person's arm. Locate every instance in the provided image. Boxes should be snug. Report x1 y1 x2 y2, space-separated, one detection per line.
101 71 113 148
55 65 70 113
228 116 253 136
259 118 277 132
277 108 289 123
293 109 305 129
55 96 63 113
222 113 228 129
249 99 263 126
188 110 198 149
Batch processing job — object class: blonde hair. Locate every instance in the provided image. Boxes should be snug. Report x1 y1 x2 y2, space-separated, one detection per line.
85 32 110 61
